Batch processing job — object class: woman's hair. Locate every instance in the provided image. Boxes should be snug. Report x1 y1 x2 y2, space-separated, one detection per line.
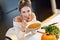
18 0 31 11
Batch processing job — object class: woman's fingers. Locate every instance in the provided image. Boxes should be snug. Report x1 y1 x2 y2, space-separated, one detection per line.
23 20 27 26
21 20 27 32
23 20 27 24
21 20 27 29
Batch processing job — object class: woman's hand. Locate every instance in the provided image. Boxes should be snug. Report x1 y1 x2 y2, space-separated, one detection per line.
21 20 27 32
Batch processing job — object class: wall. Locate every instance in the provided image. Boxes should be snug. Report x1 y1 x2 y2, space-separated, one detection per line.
0 0 20 40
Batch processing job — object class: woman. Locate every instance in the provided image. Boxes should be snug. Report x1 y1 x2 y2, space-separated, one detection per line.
5 0 38 40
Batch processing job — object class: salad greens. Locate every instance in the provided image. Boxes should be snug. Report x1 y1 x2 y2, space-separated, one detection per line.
41 25 60 40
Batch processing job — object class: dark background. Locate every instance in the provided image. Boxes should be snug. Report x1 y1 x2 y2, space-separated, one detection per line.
0 0 60 40
31 0 53 22
56 0 60 9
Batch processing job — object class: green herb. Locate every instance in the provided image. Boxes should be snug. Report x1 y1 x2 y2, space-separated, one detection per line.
41 25 60 40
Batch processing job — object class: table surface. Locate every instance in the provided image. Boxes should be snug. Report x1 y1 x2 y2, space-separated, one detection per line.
24 32 42 40
25 28 60 40
25 14 60 40
24 31 60 40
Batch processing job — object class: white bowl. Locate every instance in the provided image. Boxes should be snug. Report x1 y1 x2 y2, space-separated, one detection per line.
25 21 41 34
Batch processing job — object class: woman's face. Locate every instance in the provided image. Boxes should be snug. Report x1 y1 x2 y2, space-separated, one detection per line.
21 6 32 20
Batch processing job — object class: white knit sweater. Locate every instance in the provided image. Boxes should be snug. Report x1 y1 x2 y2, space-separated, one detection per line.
5 15 36 40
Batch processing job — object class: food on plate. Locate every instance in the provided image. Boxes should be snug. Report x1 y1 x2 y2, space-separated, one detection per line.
27 21 41 29
41 25 60 40
28 23 41 29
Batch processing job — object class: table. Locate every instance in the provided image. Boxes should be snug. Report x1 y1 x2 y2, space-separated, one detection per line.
25 32 42 40
25 14 60 40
